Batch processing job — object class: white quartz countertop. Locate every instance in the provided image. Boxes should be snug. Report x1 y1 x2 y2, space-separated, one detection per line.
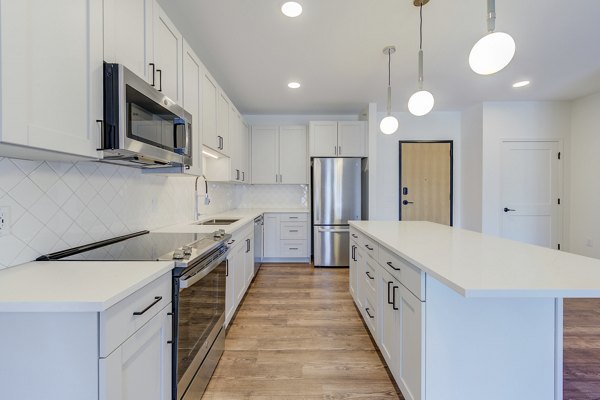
0 261 174 312
154 208 310 234
350 221 600 298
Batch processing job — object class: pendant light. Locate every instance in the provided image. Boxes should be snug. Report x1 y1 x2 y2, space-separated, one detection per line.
408 1 434 117
469 0 515 75
380 46 399 135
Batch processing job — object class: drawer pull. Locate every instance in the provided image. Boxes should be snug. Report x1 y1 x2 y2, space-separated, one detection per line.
289 247 299 250
289 216 299 219
289 230 299 233
365 245 373 251
133 296 162 316
365 271 374 280
387 261 400 271
365 308 375 319
351 234 358 238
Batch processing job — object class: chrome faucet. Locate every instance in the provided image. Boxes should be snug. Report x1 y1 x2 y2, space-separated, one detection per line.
194 175 210 220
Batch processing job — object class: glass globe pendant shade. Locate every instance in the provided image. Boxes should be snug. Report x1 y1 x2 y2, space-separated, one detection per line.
469 32 516 75
408 90 434 117
380 115 399 135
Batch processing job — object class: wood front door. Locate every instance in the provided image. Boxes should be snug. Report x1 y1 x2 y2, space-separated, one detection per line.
399 142 453 225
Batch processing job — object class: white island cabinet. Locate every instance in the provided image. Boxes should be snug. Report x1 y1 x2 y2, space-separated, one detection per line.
0 265 173 400
350 220 600 400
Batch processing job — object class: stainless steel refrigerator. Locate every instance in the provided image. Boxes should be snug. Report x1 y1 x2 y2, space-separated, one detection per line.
312 158 362 267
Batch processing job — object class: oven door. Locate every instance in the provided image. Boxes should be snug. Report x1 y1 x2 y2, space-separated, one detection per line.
174 250 227 399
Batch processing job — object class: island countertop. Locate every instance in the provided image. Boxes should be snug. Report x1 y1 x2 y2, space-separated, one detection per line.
350 220 600 298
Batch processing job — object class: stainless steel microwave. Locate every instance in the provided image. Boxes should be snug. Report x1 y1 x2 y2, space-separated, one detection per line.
101 63 192 168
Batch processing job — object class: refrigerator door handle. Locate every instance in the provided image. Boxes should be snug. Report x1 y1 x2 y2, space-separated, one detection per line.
317 227 350 233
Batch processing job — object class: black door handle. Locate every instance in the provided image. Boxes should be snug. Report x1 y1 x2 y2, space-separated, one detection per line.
387 281 394 305
156 69 162 92
392 286 399 310
149 63 156 86
402 200 414 205
504 208 516 212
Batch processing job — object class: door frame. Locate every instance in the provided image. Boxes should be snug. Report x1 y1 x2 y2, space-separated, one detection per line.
399 140 454 226
499 138 564 250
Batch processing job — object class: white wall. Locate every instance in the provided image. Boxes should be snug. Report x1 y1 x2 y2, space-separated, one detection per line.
480 102 571 237
244 114 358 126
569 91 600 258
461 104 483 232
372 111 462 224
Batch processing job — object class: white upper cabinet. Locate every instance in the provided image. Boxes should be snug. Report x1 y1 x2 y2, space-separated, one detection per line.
202 70 219 152
251 127 279 184
309 121 367 157
251 126 308 185
216 93 230 156
279 126 308 184
153 5 183 105
181 40 203 176
104 0 154 84
0 0 103 160
229 105 241 181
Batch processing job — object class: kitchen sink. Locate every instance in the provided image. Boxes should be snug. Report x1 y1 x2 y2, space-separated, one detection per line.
195 219 240 226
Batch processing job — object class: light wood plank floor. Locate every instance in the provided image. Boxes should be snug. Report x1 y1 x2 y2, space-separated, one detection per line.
565 299 600 400
202 266 600 399
202 264 402 399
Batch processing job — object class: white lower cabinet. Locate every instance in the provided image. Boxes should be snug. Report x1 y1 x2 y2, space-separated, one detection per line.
99 305 172 400
263 213 310 262
0 272 172 400
225 223 254 327
351 227 425 400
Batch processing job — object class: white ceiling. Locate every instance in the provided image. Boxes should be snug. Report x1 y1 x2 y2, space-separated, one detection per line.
158 0 600 115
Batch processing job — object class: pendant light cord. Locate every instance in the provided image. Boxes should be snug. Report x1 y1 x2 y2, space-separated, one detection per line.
419 4 423 51
388 49 391 87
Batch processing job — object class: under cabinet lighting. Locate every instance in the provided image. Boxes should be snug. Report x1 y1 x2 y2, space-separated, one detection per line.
202 150 219 159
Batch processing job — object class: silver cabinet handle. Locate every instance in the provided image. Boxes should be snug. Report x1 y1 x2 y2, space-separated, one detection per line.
334 145 337 155
338 146 342 155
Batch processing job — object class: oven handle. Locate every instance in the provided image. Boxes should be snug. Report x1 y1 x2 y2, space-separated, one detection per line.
179 251 228 290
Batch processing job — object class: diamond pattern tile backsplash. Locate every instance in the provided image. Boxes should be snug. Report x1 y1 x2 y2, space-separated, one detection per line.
0 156 310 270
0 157 196 270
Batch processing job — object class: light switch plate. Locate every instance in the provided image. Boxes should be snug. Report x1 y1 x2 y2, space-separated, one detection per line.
0 206 9 236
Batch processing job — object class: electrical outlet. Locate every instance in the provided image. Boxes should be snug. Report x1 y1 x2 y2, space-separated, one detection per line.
0 206 10 236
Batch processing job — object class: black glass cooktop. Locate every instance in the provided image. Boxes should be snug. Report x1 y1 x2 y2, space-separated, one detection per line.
36 231 214 262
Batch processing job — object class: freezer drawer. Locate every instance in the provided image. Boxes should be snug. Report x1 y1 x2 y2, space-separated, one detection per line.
314 226 350 267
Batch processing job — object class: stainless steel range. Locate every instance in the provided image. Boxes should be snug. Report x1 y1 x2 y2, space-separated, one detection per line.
37 230 231 400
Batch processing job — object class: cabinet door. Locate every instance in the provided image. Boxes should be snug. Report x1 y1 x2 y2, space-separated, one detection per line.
0 0 102 159
225 258 235 327
354 247 365 309
398 286 424 400
251 127 278 184
263 214 280 258
182 41 202 176
232 242 246 306
241 121 250 183
229 106 241 181
217 92 230 156
279 126 308 184
338 121 367 157
153 5 183 105
379 269 400 374
202 70 219 151
99 305 172 400
244 235 254 288
309 121 338 157
104 0 154 84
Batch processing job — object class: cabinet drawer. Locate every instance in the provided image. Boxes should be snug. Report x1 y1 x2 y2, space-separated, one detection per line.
350 229 361 245
364 258 377 296
279 213 308 222
363 295 377 337
280 240 308 257
361 234 379 261
379 245 425 301
100 272 172 357
280 222 307 240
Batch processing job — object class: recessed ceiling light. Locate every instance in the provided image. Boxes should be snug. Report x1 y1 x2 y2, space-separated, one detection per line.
288 82 301 89
281 2 302 18
512 80 530 88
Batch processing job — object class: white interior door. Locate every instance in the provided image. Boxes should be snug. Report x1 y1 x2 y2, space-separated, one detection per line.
500 140 562 248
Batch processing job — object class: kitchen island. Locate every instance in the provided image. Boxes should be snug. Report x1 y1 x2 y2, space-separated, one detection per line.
349 221 600 400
